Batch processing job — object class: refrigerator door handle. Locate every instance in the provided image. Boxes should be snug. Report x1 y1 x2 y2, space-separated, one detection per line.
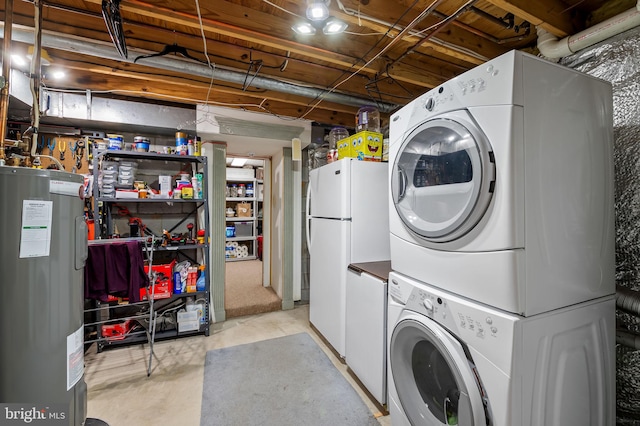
306 181 312 254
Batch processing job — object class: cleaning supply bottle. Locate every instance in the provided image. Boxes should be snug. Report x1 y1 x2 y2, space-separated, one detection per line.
196 265 206 291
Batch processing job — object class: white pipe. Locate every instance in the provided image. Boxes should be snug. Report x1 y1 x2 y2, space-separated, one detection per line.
537 1 640 59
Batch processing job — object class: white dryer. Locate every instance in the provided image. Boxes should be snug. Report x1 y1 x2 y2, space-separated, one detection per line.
387 271 615 426
388 50 615 316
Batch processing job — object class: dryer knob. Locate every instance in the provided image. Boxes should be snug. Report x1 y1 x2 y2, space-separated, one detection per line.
423 299 434 312
425 98 435 111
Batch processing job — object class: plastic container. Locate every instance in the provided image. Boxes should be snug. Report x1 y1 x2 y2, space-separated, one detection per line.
229 184 238 198
107 134 124 150
246 183 254 198
328 127 349 150
173 271 182 294
196 266 206 291
356 105 380 133
134 136 150 152
237 184 245 197
176 132 188 154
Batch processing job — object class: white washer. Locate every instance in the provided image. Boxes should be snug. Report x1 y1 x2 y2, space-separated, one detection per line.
388 50 615 316
387 271 615 426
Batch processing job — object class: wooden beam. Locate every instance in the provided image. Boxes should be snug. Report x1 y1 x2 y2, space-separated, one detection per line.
484 0 581 37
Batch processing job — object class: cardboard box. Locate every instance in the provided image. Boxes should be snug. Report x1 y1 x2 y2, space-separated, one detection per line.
226 167 255 180
159 175 172 196
337 130 383 161
236 202 252 217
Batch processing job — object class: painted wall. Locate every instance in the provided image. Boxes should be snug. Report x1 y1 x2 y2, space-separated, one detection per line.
270 149 285 298
561 26 640 424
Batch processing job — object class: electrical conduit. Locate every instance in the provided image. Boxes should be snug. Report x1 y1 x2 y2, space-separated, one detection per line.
537 0 640 59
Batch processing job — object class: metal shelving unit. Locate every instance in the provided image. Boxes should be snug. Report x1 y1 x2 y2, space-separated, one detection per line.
87 149 211 353
225 178 258 261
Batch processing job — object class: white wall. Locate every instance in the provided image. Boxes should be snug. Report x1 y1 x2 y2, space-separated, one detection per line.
271 150 285 298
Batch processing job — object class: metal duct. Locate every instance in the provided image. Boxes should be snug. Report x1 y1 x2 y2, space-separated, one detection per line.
617 330 640 350
617 285 640 317
0 23 400 114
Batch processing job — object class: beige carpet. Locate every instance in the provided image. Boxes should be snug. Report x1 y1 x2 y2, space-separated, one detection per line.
225 259 281 318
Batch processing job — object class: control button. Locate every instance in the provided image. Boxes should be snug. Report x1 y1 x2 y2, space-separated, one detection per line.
485 317 493 325
486 65 494 73
491 326 498 334
423 299 434 312
425 98 435 111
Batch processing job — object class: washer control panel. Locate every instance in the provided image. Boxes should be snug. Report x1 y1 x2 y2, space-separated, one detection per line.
403 283 516 346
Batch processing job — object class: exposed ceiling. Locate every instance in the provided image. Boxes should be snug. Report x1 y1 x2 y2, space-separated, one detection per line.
1 0 636 133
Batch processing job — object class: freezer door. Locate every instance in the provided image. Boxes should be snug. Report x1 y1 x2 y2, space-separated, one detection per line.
309 217 350 357
309 159 351 219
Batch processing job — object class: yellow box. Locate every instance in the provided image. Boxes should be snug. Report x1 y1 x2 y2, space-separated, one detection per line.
337 131 383 161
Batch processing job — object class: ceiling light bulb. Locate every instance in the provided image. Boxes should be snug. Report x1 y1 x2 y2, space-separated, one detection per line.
51 70 66 79
323 17 348 35
11 54 27 67
306 1 330 21
292 21 317 35
231 157 247 167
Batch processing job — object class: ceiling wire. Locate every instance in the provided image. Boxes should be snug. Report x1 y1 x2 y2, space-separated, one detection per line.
296 0 424 116
194 0 216 106
299 0 448 119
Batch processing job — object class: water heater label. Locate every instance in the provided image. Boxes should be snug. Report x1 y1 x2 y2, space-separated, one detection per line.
50 179 83 198
67 325 84 391
19 200 53 258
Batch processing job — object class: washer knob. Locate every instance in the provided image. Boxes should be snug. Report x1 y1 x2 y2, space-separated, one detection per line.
423 299 434 312
425 98 435 111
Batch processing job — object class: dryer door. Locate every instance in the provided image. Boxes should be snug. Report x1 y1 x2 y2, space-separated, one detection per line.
391 110 495 242
390 312 488 426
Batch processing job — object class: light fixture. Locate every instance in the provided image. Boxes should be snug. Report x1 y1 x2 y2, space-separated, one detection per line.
231 157 248 167
306 0 330 21
292 21 317 35
292 0 347 36
322 17 348 35
50 70 66 80
11 54 27 67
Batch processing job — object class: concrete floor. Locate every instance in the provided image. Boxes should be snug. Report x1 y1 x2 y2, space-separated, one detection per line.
84 304 392 426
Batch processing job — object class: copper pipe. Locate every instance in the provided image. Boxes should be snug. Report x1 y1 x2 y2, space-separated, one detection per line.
0 0 13 163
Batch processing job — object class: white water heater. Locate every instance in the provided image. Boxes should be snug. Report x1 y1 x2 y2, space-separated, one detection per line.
0 166 88 425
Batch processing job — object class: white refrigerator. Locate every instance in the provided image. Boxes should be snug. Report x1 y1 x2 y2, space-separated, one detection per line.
307 159 390 358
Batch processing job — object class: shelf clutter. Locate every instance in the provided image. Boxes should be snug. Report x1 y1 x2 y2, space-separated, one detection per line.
84 145 211 356
225 165 262 262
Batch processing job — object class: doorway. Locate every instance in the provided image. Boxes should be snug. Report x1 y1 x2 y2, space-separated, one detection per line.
224 156 281 317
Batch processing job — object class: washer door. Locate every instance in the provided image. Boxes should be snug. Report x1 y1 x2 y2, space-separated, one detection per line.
391 110 495 242
390 313 488 426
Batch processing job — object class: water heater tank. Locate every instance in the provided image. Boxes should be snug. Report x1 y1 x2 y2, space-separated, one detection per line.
0 167 88 425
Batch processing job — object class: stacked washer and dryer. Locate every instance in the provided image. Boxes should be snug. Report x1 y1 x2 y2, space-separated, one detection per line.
386 50 616 426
